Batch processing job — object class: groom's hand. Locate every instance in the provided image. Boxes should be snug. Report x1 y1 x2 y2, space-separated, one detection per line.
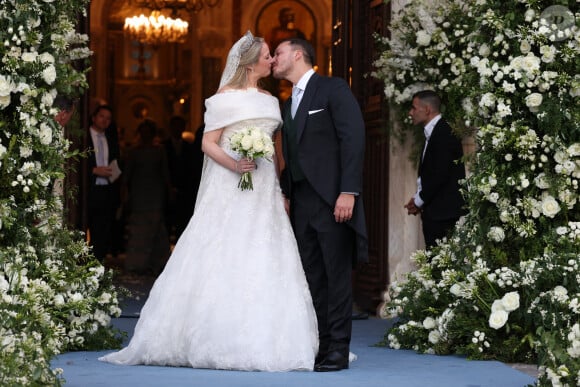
334 193 355 223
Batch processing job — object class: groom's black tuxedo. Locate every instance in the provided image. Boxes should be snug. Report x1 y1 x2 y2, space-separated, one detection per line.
281 72 368 359
281 73 368 263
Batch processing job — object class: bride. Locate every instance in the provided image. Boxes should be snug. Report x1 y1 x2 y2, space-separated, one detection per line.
99 31 318 371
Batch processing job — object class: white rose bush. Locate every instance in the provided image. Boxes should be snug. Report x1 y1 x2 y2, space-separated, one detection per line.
373 0 579 385
0 1 123 385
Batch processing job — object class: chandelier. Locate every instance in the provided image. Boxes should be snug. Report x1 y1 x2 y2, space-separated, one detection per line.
124 0 222 45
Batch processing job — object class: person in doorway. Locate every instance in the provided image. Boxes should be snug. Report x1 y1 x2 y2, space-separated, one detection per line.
123 119 171 274
403 90 466 249
87 105 121 263
99 31 318 371
53 95 75 127
272 38 368 372
163 116 203 240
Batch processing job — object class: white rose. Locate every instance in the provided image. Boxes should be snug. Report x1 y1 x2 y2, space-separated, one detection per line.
39 123 52 145
541 195 560 218
38 52 55 63
487 226 505 242
478 44 490 57
423 317 436 330
42 65 57 84
520 40 531 54
501 291 520 312
489 310 509 329
525 93 543 112
240 135 253 151
252 138 264 152
22 51 38 62
491 299 505 312
416 30 431 46
428 330 441 344
553 285 568 298
265 143 275 157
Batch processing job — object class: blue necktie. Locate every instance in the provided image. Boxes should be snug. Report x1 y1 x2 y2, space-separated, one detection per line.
291 86 302 118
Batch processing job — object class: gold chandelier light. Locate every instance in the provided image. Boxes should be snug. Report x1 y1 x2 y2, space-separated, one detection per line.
124 0 222 45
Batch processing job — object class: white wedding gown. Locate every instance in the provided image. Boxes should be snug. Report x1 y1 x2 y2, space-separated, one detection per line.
99 89 318 371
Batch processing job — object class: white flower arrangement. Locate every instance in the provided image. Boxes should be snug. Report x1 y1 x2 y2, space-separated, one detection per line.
374 0 579 384
229 127 275 191
0 0 123 385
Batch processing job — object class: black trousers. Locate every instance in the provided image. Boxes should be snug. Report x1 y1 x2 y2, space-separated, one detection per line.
421 215 459 249
291 180 354 357
88 184 117 262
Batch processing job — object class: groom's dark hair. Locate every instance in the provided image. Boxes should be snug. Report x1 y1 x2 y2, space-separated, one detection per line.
283 38 316 66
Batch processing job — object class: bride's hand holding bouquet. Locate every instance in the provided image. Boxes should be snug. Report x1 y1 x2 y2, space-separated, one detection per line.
229 127 275 190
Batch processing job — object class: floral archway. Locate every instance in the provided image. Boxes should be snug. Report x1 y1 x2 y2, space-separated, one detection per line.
0 1 122 384
372 0 578 385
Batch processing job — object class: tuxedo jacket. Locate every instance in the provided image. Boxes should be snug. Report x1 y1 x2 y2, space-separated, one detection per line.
281 73 368 263
418 118 466 221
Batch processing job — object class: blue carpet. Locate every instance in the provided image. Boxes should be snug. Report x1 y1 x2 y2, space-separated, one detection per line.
52 316 536 387
51 274 536 386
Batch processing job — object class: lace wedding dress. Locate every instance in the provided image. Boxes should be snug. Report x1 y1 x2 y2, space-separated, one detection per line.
99 89 318 371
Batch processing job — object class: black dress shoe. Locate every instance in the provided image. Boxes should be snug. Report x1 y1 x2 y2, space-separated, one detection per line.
315 352 327 366
314 351 349 372
352 311 369 320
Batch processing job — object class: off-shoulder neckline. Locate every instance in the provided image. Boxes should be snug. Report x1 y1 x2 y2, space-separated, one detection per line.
218 87 276 97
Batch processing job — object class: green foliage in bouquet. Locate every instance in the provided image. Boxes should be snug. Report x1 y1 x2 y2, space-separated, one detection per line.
373 1 579 385
0 1 123 385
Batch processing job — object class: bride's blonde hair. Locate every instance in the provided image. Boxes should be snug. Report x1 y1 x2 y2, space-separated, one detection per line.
224 36 264 89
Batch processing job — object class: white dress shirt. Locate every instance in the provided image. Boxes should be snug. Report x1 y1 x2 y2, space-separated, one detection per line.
90 127 110 185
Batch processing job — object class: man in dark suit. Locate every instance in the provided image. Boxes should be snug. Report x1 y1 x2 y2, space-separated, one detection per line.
404 90 466 249
87 105 121 262
273 38 368 372
163 116 204 240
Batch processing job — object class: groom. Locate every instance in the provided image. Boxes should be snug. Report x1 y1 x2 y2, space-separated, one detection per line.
273 38 368 372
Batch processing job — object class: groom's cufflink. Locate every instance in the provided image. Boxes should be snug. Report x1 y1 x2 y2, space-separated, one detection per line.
308 109 324 115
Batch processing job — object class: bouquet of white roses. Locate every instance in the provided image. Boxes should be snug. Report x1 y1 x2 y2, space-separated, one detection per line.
229 127 275 190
